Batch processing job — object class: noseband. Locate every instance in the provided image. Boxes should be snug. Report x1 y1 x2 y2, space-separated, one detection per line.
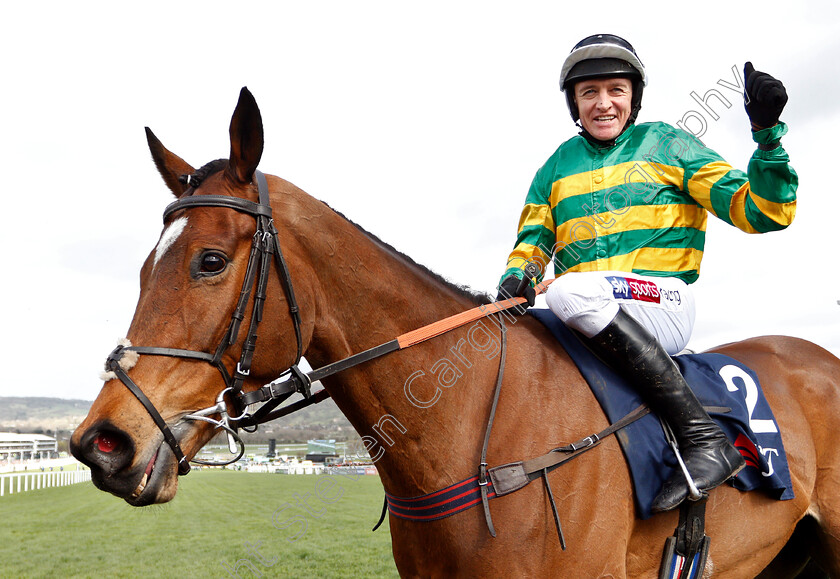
104 170 307 475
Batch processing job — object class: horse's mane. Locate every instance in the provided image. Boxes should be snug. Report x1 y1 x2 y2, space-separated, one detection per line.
184 160 492 307
325 203 492 307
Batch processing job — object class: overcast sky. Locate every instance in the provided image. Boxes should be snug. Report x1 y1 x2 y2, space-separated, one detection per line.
2 1 838 401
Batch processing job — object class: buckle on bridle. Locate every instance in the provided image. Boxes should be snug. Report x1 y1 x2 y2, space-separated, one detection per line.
177 456 191 476
260 229 273 248
289 364 312 398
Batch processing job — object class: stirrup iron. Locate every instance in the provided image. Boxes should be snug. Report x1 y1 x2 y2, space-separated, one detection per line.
663 421 706 502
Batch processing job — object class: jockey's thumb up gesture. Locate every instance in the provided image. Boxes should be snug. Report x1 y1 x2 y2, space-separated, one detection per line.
744 62 788 130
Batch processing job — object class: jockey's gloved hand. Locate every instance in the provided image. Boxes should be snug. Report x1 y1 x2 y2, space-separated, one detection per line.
496 275 536 312
744 61 788 130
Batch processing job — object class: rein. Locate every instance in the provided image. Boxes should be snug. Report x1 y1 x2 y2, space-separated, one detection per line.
104 170 549 475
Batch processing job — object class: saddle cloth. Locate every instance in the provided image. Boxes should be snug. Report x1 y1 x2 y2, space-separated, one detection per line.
528 309 794 519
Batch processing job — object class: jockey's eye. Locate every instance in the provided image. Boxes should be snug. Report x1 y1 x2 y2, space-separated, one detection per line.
194 251 228 277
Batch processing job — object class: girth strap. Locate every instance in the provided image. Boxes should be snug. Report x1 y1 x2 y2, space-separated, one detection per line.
659 498 711 579
488 404 652 497
509 404 728 482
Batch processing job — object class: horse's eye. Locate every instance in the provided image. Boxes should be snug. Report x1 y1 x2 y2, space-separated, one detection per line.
197 252 228 276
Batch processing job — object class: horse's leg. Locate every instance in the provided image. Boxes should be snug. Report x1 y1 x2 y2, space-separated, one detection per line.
715 337 840 577
782 354 840 576
756 516 828 578
807 496 840 575
796 561 832 579
803 428 840 576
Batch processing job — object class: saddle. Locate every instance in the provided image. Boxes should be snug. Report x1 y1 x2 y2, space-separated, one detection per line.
527 308 793 517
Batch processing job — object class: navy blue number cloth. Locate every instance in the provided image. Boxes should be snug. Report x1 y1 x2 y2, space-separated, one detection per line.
528 309 793 519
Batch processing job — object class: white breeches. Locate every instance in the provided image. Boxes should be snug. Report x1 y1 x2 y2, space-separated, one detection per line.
544 271 696 355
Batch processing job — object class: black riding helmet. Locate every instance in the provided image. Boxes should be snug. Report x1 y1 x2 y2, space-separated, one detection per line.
560 34 647 126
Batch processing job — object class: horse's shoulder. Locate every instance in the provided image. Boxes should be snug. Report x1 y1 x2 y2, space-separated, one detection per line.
509 314 573 353
502 313 586 381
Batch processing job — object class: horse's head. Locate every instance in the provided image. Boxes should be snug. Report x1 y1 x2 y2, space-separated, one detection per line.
71 88 314 505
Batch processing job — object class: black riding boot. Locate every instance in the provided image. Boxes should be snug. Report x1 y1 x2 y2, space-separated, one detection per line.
585 308 745 512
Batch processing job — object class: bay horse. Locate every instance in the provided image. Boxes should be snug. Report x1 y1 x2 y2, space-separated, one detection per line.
71 88 840 577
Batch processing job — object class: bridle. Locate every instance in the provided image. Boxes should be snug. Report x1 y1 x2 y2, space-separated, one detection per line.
104 170 309 475
102 167 544 478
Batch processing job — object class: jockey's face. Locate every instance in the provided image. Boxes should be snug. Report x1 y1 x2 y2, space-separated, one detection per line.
574 77 633 141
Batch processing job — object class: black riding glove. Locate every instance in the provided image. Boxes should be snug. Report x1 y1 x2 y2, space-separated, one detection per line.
496 276 536 314
744 61 788 130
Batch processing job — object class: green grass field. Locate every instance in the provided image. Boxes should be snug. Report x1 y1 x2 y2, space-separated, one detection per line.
0 470 399 578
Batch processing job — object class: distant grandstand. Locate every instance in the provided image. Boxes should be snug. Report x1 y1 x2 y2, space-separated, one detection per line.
0 432 58 460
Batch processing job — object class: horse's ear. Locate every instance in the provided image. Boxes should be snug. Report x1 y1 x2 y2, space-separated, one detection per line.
227 87 264 184
145 127 195 197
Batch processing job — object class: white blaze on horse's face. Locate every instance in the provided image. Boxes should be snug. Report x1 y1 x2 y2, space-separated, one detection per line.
153 217 188 270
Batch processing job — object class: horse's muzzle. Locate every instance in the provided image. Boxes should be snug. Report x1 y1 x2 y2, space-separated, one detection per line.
70 420 177 505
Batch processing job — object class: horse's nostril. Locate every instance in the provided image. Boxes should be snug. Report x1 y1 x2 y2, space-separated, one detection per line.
94 432 120 454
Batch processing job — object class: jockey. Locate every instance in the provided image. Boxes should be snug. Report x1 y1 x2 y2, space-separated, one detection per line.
497 34 797 512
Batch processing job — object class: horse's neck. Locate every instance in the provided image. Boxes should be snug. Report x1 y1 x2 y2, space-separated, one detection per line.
291 194 494 495
289 192 475 357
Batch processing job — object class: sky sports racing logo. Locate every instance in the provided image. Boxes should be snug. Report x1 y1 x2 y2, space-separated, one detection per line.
607 276 662 304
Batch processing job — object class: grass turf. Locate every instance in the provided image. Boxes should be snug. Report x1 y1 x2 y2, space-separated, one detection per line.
0 470 399 578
